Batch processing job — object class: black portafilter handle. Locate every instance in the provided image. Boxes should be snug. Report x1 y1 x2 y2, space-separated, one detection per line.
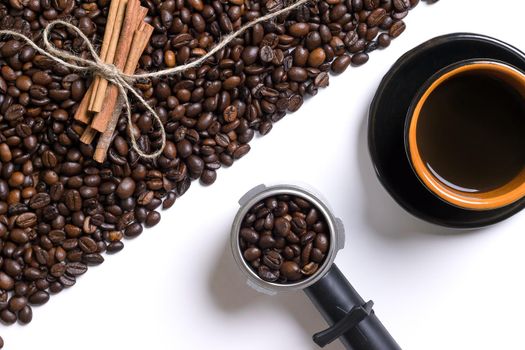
304 264 401 350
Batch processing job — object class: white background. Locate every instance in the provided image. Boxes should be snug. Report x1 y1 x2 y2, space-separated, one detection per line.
3 1 525 349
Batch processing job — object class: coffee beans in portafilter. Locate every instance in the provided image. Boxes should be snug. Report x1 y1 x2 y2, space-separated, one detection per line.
0 0 433 328
240 195 330 283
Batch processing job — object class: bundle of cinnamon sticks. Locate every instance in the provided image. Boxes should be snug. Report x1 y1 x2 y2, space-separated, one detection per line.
74 0 153 163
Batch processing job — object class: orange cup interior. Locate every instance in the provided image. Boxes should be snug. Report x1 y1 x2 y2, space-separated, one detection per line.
407 61 525 211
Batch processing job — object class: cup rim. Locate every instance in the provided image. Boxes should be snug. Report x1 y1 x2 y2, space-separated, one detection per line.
404 59 525 211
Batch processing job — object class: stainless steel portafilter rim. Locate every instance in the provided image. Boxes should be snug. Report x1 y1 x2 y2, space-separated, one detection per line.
231 184 345 294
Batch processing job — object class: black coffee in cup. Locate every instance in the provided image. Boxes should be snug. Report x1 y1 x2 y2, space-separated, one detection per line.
416 69 525 193
406 60 525 210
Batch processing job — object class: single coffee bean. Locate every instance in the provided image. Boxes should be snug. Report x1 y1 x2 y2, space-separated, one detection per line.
331 55 352 74
243 247 261 261
8 296 27 312
301 262 319 275
145 211 161 227
124 223 143 238
79 237 98 254
378 33 391 48
274 217 291 236
82 254 104 266
0 272 14 290
352 52 369 66
280 261 302 281
18 305 32 324
28 291 50 305
240 228 259 243
315 233 329 253
389 20 406 38
0 309 16 325
116 177 136 199
258 265 279 282
259 234 276 249
263 250 283 270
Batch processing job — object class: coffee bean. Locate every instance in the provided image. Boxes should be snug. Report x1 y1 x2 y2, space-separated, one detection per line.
240 228 259 243
28 291 50 305
223 76 241 90
263 250 283 270
280 261 302 281
315 233 329 253
124 223 143 238
8 296 27 312
352 52 369 66
288 67 308 82
65 189 82 211
258 265 279 282
0 272 14 290
15 212 37 228
187 155 205 177
308 48 326 67
0 309 16 325
116 177 136 199
311 248 325 263
107 241 125 253
233 144 250 159
5 104 25 121
243 247 261 261
1 40 22 57
289 23 310 37
259 234 276 249
200 170 217 185
274 217 291 236
4 259 22 278
58 274 76 287
145 211 161 227
364 0 380 10
301 262 319 275
79 237 98 254
389 20 406 38
331 55 352 74
393 0 410 11
29 193 51 209
259 45 274 62
378 33 392 48
82 253 104 266
18 305 32 324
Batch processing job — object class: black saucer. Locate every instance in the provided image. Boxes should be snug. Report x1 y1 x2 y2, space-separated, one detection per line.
368 33 525 229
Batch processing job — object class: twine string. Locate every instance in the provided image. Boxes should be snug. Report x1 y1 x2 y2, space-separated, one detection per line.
0 0 312 159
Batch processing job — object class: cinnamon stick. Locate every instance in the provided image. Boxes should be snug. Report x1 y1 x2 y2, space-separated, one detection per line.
79 125 97 144
73 83 95 123
91 3 146 133
80 2 144 144
88 0 129 113
74 0 122 123
93 23 153 163
80 4 147 145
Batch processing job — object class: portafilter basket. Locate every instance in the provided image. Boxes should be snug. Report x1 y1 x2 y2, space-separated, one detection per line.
231 184 401 350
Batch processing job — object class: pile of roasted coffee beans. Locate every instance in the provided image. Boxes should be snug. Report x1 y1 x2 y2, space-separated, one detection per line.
240 194 329 283
0 0 431 328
